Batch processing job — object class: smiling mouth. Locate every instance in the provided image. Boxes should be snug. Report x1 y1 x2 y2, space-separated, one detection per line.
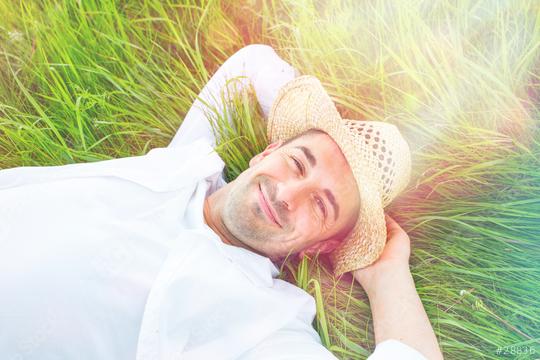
258 183 281 227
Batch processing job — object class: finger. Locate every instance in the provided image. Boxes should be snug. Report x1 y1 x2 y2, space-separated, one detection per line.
384 214 408 242
384 214 402 235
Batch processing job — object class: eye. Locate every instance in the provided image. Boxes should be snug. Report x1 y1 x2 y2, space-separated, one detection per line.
290 155 304 176
315 196 326 218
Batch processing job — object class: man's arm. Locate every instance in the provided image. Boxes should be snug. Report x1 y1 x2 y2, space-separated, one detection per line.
168 44 298 148
354 215 444 360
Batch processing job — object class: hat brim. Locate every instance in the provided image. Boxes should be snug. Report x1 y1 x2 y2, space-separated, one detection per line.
267 75 387 276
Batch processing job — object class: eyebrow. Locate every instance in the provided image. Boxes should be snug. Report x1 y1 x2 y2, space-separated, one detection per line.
295 146 316 167
324 189 340 222
294 146 340 222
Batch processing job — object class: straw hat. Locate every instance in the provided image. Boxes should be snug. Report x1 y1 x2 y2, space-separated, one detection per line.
267 75 412 276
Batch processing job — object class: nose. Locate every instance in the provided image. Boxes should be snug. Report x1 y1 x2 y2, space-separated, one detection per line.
275 179 311 211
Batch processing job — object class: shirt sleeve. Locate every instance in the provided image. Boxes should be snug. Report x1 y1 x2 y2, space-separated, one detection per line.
168 44 298 148
237 318 338 360
237 312 428 360
240 332 427 360
367 339 428 360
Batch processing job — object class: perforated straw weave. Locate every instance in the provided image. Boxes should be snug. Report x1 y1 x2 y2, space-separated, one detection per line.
267 76 411 276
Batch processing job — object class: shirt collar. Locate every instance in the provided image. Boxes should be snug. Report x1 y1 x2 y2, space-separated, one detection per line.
201 225 280 287
223 244 280 287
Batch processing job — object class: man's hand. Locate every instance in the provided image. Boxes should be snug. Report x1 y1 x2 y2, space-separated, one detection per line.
352 214 411 293
350 215 444 359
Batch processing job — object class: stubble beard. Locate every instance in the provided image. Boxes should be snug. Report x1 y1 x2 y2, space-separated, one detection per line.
222 174 273 249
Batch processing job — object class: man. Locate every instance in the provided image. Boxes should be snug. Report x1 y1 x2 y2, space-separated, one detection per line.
0 44 442 359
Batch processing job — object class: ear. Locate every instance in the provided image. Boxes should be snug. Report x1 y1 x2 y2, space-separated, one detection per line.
297 238 342 260
249 140 283 167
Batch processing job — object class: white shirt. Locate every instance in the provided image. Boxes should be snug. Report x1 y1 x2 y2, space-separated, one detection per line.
0 44 425 360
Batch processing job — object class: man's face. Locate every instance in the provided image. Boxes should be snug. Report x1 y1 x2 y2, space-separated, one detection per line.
221 131 360 260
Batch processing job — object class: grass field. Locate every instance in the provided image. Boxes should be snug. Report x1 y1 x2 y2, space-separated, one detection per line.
1 1 539 359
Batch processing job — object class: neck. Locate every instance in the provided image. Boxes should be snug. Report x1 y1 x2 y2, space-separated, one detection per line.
203 191 265 256
203 195 233 246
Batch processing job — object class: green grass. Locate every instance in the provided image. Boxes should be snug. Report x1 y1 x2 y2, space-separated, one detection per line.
1 1 539 359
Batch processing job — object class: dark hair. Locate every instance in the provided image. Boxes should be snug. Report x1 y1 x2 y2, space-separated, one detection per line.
281 128 328 147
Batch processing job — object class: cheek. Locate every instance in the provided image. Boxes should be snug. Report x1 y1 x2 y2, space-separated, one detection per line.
291 206 319 237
